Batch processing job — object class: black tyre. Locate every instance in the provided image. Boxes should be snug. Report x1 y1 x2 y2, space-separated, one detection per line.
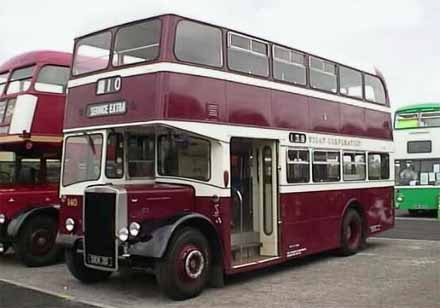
156 227 211 300
65 242 112 283
15 215 62 267
338 209 364 256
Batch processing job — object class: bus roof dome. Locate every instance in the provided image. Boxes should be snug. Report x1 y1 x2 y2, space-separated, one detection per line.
0 50 72 72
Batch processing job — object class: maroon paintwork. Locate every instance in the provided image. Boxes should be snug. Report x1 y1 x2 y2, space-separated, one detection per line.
0 51 71 234
61 15 394 276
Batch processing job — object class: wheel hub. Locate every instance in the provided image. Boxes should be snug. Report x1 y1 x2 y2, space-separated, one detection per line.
31 229 53 256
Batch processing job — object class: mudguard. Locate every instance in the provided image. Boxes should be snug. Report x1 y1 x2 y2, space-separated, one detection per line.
128 212 220 259
7 206 59 238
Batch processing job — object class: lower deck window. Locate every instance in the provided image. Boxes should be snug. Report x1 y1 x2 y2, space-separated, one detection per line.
368 153 390 180
127 134 155 178
313 151 340 182
158 134 210 181
343 152 366 181
286 149 310 183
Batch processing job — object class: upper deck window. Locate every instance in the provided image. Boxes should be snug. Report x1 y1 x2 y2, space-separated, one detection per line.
273 46 306 85
365 74 386 105
228 33 269 77
339 66 362 99
35 65 70 94
175 20 222 68
113 20 161 67
395 112 418 129
6 66 35 94
73 31 112 76
309 57 337 93
420 111 440 127
0 72 8 95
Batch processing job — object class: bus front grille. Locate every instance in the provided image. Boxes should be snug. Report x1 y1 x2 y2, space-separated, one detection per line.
84 191 118 271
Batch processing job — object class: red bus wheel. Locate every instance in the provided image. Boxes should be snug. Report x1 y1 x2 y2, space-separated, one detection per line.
338 209 363 256
157 227 210 300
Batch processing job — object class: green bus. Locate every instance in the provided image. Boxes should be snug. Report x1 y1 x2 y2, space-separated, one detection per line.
394 103 440 216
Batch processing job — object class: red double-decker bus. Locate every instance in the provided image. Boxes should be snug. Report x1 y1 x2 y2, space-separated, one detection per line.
0 51 71 266
58 15 394 299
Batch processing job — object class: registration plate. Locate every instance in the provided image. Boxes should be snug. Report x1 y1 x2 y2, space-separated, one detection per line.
86 254 114 268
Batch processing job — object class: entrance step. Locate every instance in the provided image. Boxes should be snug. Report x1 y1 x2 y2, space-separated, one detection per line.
231 231 259 247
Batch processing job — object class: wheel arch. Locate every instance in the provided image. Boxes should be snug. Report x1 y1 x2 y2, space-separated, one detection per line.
7 206 59 239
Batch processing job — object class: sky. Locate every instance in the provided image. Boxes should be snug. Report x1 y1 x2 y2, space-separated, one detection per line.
0 0 439 110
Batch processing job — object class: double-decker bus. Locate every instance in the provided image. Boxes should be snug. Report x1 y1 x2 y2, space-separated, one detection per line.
0 51 71 266
58 15 394 300
394 103 440 216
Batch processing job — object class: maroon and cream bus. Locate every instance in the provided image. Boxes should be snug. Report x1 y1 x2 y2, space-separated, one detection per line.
0 51 71 266
58 15 394 300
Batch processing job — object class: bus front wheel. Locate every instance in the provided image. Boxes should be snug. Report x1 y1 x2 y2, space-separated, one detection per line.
65 243 112 283
338 209 364 256
156 227 211 300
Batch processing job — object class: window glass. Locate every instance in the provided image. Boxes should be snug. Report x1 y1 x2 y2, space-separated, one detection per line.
6 66 35 94
339 66 362 98
365 74 386 104
420 111 440 127
395 112 418 129
262 146 273 235
35 66 70 94
62 134 103 186
343 152 366 181
106 133 125 178
0 72 8 95
395 159 440 186
158 134 210 181
286 149 310 183
175 21 222 67
368 153 389 180
273 46 306 85
113 20 161 66
313 151 340 182
18 158 41 185
73 31 112 76
309 57 337 93
407 141 431 154
3 99 16 123
46 159 61 183
228 33 269 77
127 134 155 178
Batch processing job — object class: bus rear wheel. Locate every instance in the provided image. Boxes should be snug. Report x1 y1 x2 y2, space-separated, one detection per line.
156 227 211 300
15 215 61 267
65 242 112 283
0 243 10 256
338 209 364 256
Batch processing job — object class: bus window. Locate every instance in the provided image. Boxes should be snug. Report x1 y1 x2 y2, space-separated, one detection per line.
35 66 70 94
127 134 155 178
365 74 386 105
420 111 440 127
46 159 61 183
3 99 16 123
106 133 124 179
73 31 112 76
175 20 222 68
312 151 340 182
286 149 309 183
113 20 161 66
6 66 35 94
228 33 269 77
368 153 389 180
395 112 418 129
273 46 306 85
158 134 210 181
309 57 337 93
339 66 362 99
343 152 366 181
0 72 8 95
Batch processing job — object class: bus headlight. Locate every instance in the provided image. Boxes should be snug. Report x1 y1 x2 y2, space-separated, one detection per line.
129 222 141 237
65 218 75 232
118 227 129 242
0 214 5 224
396 196 404 203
